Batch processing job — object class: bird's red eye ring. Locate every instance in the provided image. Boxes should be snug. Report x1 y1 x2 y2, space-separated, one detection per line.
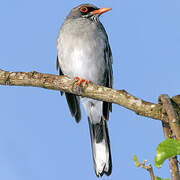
80 6 88 13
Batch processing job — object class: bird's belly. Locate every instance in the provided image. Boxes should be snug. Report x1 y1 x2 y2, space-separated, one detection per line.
60 47 106 85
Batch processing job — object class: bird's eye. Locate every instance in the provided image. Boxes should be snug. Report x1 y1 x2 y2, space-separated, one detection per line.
80 6 88 13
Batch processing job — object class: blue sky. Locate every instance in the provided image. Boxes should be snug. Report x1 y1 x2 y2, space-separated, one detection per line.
0 0 180 179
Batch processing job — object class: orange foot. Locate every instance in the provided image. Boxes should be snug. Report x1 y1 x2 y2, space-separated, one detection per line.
74 76 89 87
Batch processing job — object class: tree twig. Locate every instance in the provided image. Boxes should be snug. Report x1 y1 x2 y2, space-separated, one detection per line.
141 163 155 180
145 164 155 180
133 156 155 180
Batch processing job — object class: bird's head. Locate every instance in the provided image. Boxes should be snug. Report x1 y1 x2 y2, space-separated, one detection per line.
66 4 111 21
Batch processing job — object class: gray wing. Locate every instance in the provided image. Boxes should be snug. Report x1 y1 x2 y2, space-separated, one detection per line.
103 42 113 120
56 56 81 123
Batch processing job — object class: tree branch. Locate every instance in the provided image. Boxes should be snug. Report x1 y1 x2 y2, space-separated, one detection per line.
159 95 180 140
159 95 180 180
0 69 180 123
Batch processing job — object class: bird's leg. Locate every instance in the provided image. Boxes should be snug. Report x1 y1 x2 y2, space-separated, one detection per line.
74 76 89 87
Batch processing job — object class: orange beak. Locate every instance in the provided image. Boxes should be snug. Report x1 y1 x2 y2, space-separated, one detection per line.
92 7 112 16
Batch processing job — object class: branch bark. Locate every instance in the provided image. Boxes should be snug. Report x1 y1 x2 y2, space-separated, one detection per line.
0 69 180 123
159 95 180 140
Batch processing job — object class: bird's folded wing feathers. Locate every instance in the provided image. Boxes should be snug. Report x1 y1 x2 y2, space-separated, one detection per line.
103 42 113 120
56 56 81 123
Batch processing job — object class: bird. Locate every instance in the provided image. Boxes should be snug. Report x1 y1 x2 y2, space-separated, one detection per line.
56 4 113 177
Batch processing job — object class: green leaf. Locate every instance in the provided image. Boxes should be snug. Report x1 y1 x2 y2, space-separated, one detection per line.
133 155 141 167
155 177 170 180
154 139 180 168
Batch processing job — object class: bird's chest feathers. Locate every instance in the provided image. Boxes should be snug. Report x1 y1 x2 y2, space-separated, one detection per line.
58 20 106 82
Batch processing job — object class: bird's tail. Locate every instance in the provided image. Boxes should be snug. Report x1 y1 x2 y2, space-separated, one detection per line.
88 117 112 177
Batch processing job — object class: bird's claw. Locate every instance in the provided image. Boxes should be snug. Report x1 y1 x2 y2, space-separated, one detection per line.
74 76 89 87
